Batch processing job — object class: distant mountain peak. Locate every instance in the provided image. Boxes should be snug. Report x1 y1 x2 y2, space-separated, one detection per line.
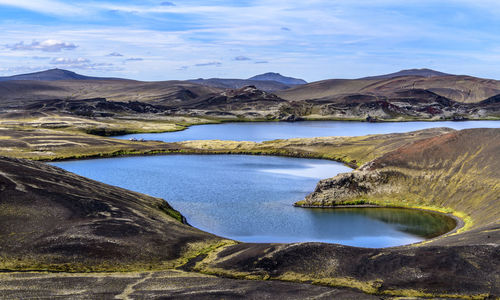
0 68 122 81
258 72 282 76
248 72 307 85
361 68 451 80
397 68 450 76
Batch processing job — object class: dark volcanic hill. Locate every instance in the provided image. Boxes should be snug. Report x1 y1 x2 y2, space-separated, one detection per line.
277 72 500 104
248 72 307 85
163 85 290 119
0 79 222 109
270 69 500 120
188 72 306 92
0 156 222 270
361 68 451 80
188 78 290 92
0 68 124 81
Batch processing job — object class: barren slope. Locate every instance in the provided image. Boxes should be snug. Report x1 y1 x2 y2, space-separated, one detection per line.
0 156 224 271
277 75 500 103
300 129 500 229
0 79 221 108
188 78 291 92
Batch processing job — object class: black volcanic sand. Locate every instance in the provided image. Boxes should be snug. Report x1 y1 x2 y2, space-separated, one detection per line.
0 270 377 299
0 129 499 298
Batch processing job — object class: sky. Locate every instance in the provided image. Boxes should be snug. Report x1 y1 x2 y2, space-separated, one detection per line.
1 0 500 82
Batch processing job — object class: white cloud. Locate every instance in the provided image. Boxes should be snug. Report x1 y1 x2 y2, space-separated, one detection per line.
50 57 89 64
1 1 500 80
48 56 116 71
194 61 222 67
6 40 77 52
124 57 143 62
0 65 48 74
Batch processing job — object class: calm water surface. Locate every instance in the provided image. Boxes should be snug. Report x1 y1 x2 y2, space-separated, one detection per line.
52 155 455 248
116 120 500 142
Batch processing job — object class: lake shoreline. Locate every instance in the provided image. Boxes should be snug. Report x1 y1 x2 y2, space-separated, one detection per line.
53 155 454 247
107 115 500 137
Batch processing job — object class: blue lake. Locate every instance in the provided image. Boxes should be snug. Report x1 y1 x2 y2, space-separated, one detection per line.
52 155 456 248
116 120 500 142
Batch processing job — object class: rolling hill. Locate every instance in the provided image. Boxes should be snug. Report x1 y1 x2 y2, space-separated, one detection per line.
360 68 451 80
277 69 500 103
0 68 124 81
248 72 307 85
187 78 290 92
0 79 222 109
188 72 306 91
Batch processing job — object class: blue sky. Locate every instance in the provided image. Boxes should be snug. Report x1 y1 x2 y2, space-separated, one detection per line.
1 0 500 81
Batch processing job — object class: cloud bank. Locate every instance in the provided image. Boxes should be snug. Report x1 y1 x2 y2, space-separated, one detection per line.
6 40 77 52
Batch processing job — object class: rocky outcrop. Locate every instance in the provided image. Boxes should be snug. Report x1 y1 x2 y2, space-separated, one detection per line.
188 78 292 92
301 170 405 206
23 97 163 117
180 85 286 110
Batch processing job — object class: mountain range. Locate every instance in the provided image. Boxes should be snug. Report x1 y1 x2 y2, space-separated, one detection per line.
0 68 499 121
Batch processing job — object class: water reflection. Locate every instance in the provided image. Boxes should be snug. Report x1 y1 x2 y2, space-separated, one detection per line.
305 207 456 240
